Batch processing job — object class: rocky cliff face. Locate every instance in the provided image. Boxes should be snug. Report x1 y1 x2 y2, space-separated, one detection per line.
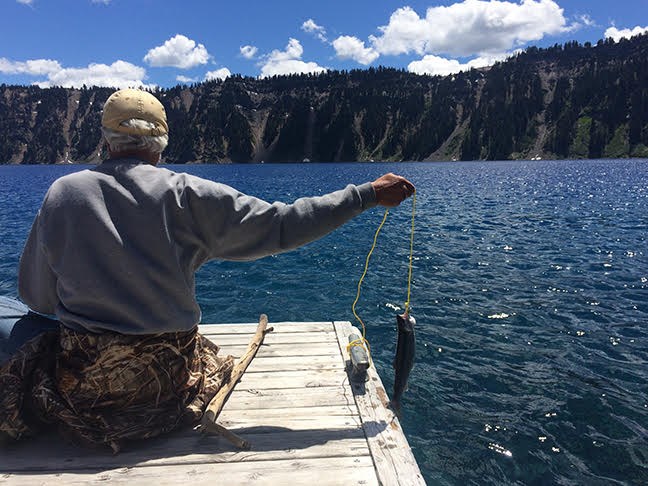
2 35 647 164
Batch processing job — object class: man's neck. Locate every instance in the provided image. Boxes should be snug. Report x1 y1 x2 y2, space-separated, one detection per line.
108 149 160 165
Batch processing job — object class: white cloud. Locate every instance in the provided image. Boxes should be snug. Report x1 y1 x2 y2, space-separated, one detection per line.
240 45 258 59
144 34 210 69
268 38 303 62
408 53 510 76
176 75 197 83
36 60 149 89
302 19 327 42
205 68 231 81
578 14 596 28
16 0 33 5
605 25 648 42
91 0 111 4
332 36 379 65
0 58 61 76
0 57 147 88
370 0 572 58
259 38 327 78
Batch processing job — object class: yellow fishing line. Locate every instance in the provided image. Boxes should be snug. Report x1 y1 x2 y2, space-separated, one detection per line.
404 191 416 315
348 190 417 358
348 208 390 358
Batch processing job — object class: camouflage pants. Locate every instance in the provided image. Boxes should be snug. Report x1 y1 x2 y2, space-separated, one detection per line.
0 326 233 452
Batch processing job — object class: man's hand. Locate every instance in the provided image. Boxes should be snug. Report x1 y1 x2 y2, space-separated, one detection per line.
371 173 416 207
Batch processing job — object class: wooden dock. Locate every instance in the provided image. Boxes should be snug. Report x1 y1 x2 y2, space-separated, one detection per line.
1 321 425 485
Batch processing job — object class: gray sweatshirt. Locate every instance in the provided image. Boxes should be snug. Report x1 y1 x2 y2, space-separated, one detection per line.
18 160 377 334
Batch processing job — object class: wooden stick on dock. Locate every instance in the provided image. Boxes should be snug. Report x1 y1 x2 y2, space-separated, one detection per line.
201 314 273 449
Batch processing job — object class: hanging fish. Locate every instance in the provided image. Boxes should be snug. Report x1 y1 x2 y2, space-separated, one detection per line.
391 312 416 415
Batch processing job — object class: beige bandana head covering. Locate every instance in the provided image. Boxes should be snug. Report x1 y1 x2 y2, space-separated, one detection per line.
102 89 168 136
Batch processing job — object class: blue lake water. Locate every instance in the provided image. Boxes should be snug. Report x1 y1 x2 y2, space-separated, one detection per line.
0 160 647 485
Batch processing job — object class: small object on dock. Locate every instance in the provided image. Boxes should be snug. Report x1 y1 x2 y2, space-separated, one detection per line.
347 328 370 381
201 313 272 448
200 421 250 450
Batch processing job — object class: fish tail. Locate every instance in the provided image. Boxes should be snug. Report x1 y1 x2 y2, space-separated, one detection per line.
389 399 402 417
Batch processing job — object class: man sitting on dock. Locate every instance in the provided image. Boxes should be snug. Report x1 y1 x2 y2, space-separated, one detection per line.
0 88 415 452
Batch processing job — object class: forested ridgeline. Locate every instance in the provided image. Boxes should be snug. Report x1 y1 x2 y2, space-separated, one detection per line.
1 34 647 164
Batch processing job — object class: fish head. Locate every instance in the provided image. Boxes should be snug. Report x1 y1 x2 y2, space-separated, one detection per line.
396 312 416 332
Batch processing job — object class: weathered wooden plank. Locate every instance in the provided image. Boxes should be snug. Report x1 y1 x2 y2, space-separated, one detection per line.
218 344 340 359
1 429 370 473
218 414 362 431
0 456 379 486
219 405 357 420
226 386 356 410
218 342 338 358
334 321 426 486
202 331 337 346
235 368 348 390
200 322 333 334
235 354 343 372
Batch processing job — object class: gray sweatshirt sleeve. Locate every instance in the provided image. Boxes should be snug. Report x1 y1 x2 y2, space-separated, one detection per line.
18 210 58 314
181 177 377 262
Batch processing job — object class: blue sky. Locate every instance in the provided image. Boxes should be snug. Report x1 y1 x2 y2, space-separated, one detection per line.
1 0 647 88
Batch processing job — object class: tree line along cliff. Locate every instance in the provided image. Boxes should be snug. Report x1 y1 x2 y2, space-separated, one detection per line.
1 34 647 164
